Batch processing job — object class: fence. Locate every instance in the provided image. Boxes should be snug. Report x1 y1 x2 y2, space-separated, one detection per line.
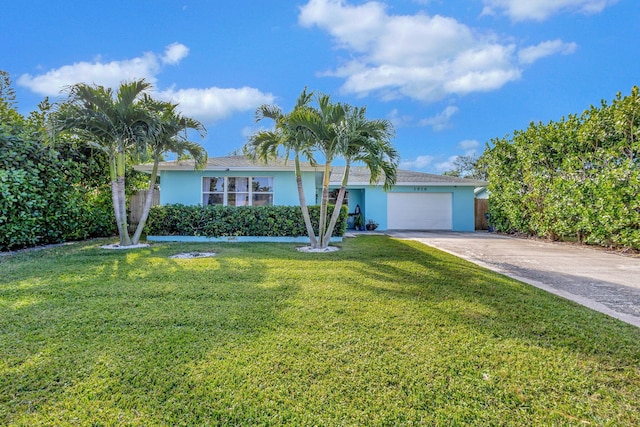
475 199 488 230
129 189 160 228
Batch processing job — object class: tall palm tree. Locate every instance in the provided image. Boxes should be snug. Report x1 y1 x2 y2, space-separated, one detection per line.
289 94 347 248
55 80 152 246
131 97 208 244
322 105 398 244
244 89 319 247
290 95 398 249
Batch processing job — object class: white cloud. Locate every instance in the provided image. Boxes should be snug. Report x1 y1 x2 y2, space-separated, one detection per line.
17 51 162 96
17 43 274 124
518 40 578 64
162 42 189 65
299 0 573 102
482 0 618 21
387 108 413 128
157 87 275 123
418 105 458 131
459 139 480 154
400 155 435 170
435 155 458 172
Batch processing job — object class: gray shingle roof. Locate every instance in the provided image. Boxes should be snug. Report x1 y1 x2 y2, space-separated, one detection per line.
134 155 314 172
329 166 487 186
135 156 487 187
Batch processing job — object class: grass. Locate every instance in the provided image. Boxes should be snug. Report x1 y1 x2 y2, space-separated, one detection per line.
1 236 639 426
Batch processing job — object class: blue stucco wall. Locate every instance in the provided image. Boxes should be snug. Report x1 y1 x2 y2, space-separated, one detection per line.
356 185 476 232
159 169 477 232
159 170 316 206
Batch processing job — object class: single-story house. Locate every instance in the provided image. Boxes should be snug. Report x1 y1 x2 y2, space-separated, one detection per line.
134 156 488 232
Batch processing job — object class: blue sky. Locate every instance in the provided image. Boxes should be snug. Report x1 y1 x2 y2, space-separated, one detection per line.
3 0 638 173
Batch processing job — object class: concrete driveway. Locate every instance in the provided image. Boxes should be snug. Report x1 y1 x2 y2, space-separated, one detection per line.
386 231 640 328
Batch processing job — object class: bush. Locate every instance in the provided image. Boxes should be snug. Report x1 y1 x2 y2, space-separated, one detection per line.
0 130 114 250
483 87 640 250
145 204 348 238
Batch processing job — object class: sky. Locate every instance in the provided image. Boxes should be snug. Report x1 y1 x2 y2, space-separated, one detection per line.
2 0 639 173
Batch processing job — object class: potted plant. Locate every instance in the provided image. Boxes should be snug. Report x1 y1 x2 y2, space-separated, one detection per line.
366 219 378 231
353 213 364 231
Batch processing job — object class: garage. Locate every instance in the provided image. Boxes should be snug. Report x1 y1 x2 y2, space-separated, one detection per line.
387 192 453 230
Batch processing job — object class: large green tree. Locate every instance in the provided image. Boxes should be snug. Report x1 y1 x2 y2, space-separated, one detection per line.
0 71 113 250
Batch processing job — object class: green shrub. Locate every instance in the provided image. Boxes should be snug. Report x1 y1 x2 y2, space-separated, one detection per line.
145 204 348 238
483 87 640 250
0 130 114 250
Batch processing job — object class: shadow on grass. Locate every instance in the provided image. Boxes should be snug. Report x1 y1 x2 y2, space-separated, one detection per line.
0 239 302 424
347 236 640 358
1 236 639 425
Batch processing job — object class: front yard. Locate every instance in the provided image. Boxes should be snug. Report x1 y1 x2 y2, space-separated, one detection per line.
1 236 639 426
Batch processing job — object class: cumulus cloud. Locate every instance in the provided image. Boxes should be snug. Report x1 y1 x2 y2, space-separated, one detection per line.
162 42 190 64
400 155 435 170
17 43 190 96
387 108 413 128
434 139 481 172
518 39 577 64
459 139 480 154
17 43 274 124
157 87 275 123
482 0 618 21
17 52 163 96
418 105 459 131
299 0 574 102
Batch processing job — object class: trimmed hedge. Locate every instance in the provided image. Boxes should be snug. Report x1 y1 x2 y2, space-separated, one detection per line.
145 204 348 238
0 129 115 250
482 87 640 250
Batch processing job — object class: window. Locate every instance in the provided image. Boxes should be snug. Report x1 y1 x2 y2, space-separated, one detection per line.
329 189 348 206
203 177 273 206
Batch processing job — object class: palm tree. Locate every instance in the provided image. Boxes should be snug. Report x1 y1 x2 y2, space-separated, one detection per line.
288 94 347 248
244 89 319 247
131 97 208 245
55 80 153 246
322 105 398 244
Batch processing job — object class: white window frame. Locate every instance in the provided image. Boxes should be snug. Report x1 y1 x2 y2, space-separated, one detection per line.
202 176 273 206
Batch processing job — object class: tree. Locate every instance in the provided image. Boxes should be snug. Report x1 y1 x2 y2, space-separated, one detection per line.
290 93 398 249
131 97 208 244
55 80 154 246
244 89 319 247
321 104 398 245
247 90 398 249
443 154 487 180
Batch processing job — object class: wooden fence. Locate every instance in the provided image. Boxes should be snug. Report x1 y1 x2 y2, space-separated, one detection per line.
475 199 488 230
129 189 160 227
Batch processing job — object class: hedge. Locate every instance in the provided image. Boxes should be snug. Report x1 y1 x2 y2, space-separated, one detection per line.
145 204 348 238
482 86 640 250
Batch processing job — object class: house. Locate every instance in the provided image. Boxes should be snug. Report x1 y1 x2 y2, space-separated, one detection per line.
134 156 487 232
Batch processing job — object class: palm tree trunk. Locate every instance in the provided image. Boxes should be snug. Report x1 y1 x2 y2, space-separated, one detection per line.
108 156 127 245
132 157 159 244
318 162 332 248
295 154 318 248
323 163 350 244
116 149 132 246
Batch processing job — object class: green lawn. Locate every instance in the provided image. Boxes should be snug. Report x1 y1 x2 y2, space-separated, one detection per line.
1 236 639 426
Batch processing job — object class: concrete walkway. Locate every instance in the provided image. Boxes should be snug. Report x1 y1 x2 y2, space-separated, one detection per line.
386 231 640 328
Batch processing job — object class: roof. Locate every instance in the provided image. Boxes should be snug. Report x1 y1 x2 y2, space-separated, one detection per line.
134 156 487 187
329 166 488 187
133 155 316 172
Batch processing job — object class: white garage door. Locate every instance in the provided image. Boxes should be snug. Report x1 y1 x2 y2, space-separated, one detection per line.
387 193 453 230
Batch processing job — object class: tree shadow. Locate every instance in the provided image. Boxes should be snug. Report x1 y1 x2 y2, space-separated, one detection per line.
0 240 302 424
